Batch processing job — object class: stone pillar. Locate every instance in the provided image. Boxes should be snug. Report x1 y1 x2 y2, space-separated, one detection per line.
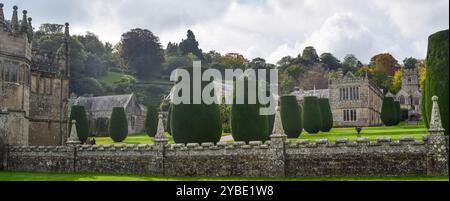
427 96 449 176
66 120 81 145
268 107 287 177
153 112 168 175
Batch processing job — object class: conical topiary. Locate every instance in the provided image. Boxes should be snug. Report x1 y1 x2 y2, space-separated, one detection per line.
109 107 128 142
303 96 322 134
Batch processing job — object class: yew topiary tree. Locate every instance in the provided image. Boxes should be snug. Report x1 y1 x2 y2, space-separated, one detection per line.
144 105 158 137
69 105 90 143
381 97 397 126
318 98 333 132
109 107 128 142
280 95 302 138
423 29 449 135
393 101 401 125
302 96 322 134
231 77 269 142
170 67 222 143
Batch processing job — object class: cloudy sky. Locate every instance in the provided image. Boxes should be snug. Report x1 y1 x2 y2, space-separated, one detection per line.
2 0 449 63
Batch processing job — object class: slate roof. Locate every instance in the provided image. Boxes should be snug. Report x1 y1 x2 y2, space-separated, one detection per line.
74 94 134 112
291 89 330 101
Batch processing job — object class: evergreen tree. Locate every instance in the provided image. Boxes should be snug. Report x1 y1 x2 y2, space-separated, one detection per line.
303 96 322 134
381 97 397 126
179 30 203 59
423 29 449 135
109 107 128 142
318 98 333 132
144 106 158 137
69 106 90 143
280 96 303 138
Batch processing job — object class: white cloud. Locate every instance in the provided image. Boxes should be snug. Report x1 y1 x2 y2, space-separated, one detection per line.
301 13 375 62
2 0 448 64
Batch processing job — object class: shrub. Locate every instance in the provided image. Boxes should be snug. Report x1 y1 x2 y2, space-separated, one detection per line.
280 95 302 138
393 101 401 125
423 29 449 135
231 77 269 142
381 97 397 126
170 67 222 143
318 98 333 132
109 107 128 142
69 105 90 143
144 106 158 137
302 96 322 134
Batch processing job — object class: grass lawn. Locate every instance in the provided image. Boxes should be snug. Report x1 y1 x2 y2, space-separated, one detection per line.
94 123 428 145
0 171 447 181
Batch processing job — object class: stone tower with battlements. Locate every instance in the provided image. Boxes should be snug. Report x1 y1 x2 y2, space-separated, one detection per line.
0 3 70 146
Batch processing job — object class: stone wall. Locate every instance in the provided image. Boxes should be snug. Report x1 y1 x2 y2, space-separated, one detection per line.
2 135 448 177
0 111 29 146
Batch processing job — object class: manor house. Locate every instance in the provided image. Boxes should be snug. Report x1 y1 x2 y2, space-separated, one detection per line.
292 69 383 127
0 4 70 146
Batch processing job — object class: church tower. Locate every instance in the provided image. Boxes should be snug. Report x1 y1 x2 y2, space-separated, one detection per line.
401 68 420 94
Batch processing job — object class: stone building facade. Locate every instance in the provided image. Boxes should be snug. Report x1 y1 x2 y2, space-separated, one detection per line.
292 69 383 127
0 4 70 146
71 93 146 136
388 68 421 121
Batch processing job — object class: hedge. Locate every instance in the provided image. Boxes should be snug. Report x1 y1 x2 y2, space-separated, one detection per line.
69 105 89 143
303 96 322 134
423 29 449 135
144 105 158 137
318 98 333 132
231 77 269 142
109 107 128 142
393 101 401 125
280 95 302 138
170 67 222 143
381 97 397 126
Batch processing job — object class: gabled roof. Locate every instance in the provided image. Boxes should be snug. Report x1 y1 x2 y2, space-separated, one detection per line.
74 94 134 112
343 71 357 80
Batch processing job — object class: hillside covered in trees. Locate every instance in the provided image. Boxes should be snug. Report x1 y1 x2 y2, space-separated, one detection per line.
33 23 423 106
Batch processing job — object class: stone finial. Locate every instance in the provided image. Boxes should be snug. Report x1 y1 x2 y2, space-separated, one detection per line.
154 112 168 142
271 107 287 137
0 3 5 26
21 10 28 33
67 120 81 145
429 96 445 134
27 17 33 41
64 22 70 38
11 5 19 32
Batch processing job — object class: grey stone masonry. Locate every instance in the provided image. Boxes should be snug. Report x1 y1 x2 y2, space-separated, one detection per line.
426 96 448 176
1 98 449 177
